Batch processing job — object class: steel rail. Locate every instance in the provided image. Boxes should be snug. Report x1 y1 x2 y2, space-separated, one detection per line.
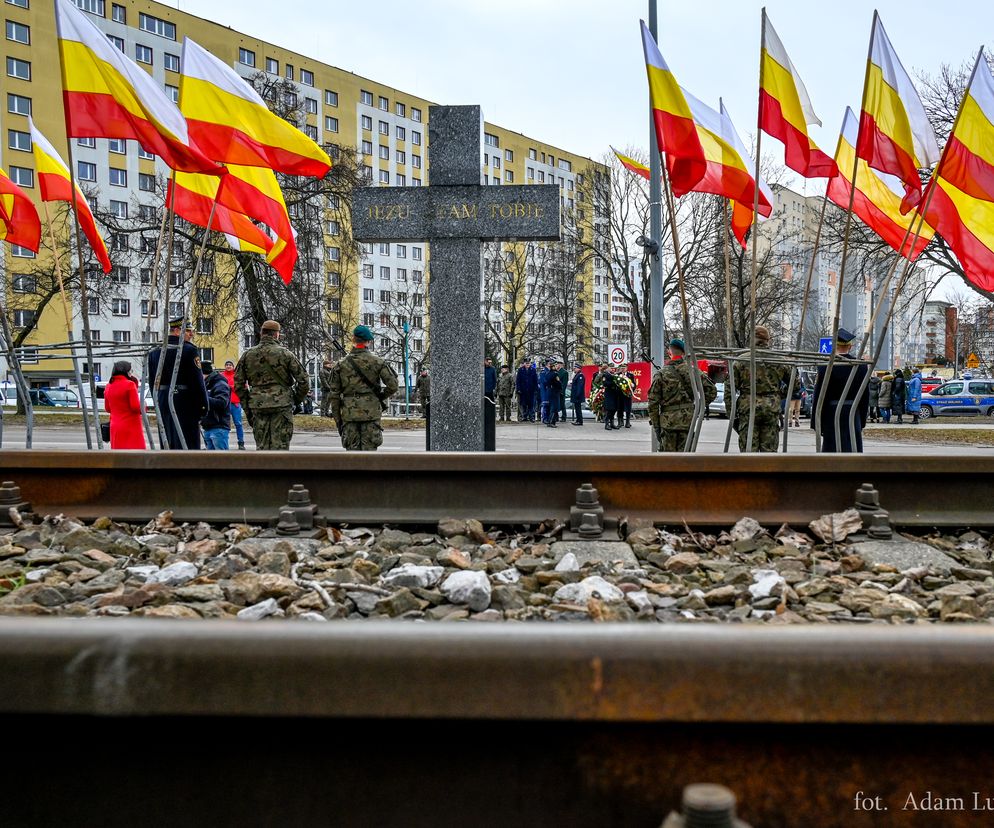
2 450 994 527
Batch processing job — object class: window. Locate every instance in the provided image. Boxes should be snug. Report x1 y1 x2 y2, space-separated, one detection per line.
396 267 407 281
284 64 293 80
362 165 372 181
196 317 213 335
7 129 29 152
304 97 317 114
138 205 155 222
135 43 152 64
140 237 156 252
493 156 501 169
484 132 499 147
87 296 100 314
196 288 215 305
413 293 423 308
111 298 130 315
362 264 373 279
199 346 214 363
139 13 175 40
396 173 406 186
140 300 159 317
378 95 388 111
265 57 278 74
379 266 390 280
378 145 389 160
363 288 374 301
109 168 127 187
10 244 33 258
165 84 178 103
113 330 131 344
304 124 317 141
106 34 123 52
505 170 514 183
108 138 125 154
505 149 513 162
325 89 338 106
378 120 389 135
411 131 421 146
6 20 29 43
395 125 406 141
139 173 155 192
412 270 423 283
412 247 423 261
559 159 572 172
300 69 313 86
379 243 390 255
360 90 373 106
379 290 391 303
168 301 183 318
238 48 255 67
75 0 103 12
110 233 128 251
538 171 545 183
328 246 340 261
12 274 36 292
7 56 30 79
7 93 29 115
411 107 421 122
362 313 375 326
361 242 373 254
379 169 390 184
111 2 124 22
361 115 372 131
110 267 129 285
7 0 28 7
9 165 32 187
161 51 180 73
324 116 338 133
395 244 407 259
138 147 154 161
529 148 537 160
13 309 37 328
412 154 421 169
361 140 372 156
396 150 406 165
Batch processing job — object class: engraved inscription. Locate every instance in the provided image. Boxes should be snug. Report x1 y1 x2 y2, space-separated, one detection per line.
366 204 411 220
488 202 544 219
435 203 479 220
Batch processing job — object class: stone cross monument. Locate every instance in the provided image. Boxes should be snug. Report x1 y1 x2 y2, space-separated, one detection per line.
352 105 561 451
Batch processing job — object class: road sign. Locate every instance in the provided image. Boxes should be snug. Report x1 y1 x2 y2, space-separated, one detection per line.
966 353 980 369
819 338 833 354
609 343 629 366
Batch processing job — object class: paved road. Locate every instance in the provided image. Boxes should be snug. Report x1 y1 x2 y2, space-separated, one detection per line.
2 418 991 454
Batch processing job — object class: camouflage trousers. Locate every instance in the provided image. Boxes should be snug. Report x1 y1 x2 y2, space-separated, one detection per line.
736 409 780 453
340 420 384 451
320 393 333 418
656 427 690 452
252 408 294 450
498 395 513 421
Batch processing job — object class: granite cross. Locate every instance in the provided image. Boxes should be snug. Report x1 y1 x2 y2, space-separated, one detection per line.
352 105 561 451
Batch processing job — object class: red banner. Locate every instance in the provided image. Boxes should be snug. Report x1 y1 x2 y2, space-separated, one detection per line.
579 362 652 403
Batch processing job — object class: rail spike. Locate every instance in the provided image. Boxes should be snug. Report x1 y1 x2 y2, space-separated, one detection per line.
0 481 31 529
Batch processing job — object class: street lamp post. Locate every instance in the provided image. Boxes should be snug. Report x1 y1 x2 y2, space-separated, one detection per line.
403 320 410 419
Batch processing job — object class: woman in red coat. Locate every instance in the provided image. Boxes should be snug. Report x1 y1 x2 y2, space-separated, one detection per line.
104 361 147 450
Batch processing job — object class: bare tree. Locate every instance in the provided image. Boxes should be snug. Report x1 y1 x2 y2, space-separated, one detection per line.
483 242 542 367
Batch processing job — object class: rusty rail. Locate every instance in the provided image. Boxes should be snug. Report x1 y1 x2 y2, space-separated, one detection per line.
1 450 993 527
3 620 994 827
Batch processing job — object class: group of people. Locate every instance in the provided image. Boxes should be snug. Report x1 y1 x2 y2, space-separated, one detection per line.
868 368 923 424
510 357 572 425
105 318 397 453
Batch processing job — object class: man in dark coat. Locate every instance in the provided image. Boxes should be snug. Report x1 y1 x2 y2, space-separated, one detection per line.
515 359 535 422
200 360 232 450
891 369 906 424
569 363 586 425
555 359 569 423
539 359 561 427
810 328 869 453
602 367 623 431
147 318 209 450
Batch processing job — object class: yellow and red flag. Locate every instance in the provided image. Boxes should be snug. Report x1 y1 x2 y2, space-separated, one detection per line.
639 20 706 196
0 169 41 253
922 52 994 293
169 173 275 258
718 99 774 248
828 108 934 260
219 165 297 283
55 0 221 175
759 12 838 179
611 147 650 181
180 37 330 178
856 13 940 214
940 49 994 204
28 119 111 273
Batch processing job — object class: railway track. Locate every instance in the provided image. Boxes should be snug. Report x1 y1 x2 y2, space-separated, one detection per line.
2 450 993 527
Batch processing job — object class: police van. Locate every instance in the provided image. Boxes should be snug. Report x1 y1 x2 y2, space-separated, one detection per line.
919 378 994 419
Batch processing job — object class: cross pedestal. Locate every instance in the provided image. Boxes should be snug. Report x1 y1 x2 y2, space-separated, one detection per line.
352 105 561 451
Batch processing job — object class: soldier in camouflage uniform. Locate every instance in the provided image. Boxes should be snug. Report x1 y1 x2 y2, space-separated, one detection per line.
319 358 335 418
725 325 788 452
648 338 717 452
329 325 399 451
234 320 310 450
496 366 515 421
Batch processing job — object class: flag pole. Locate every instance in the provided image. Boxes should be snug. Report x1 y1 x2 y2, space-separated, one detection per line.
814 9 876 453
42 200 93 449
648 0 665 452
744 7 768 452
136 205 170 449
719 197 734 453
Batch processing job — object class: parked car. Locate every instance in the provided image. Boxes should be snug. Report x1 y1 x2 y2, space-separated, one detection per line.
919 379 994 419
0 382 80 408
709 383 727 418
68 380 155 412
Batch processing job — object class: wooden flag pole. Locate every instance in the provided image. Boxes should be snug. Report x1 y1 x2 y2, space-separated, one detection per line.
813 9 876 453
42 200 93 449
720 199 735 452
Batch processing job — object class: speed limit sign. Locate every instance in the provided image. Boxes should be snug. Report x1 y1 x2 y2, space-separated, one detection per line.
609 343 628 366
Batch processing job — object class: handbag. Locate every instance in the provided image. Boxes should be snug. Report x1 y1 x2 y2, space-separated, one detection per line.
100 422 111 443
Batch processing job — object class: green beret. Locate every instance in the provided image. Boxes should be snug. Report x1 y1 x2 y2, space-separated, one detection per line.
668 338 685 352
353 324 374 342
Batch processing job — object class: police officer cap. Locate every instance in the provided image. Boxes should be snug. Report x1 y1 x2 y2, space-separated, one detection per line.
669 338 686 352
168 317 193 330
836 327 856 344
353 324 374 342
261 320 281 333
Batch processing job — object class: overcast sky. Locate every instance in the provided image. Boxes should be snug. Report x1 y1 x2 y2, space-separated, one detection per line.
176 0 985 182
